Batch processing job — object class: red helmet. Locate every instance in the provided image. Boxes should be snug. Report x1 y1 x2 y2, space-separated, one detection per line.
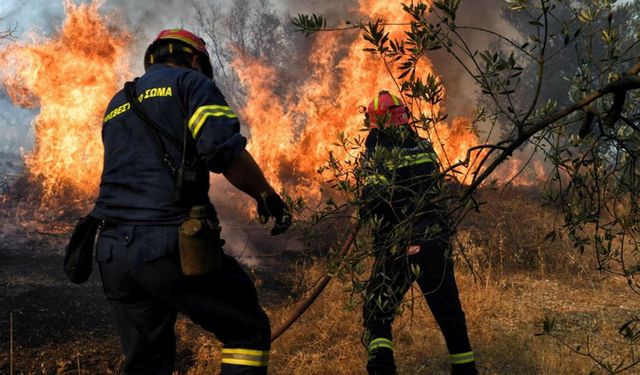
144 29 213 79
366 90 410 128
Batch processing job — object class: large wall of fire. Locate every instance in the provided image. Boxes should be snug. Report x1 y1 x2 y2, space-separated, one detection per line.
0 0 540 207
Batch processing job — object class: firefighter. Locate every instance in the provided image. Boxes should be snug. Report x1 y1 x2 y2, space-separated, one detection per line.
91 29 291 375
359 91 477 375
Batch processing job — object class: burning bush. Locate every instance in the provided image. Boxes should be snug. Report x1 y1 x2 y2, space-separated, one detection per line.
0 0 130 206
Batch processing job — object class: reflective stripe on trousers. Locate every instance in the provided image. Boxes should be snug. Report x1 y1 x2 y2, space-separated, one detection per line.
368 337 393 352
450 351 475 364
221 348 269 367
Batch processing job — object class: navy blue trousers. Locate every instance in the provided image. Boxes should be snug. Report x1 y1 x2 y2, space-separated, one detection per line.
96 224 270 375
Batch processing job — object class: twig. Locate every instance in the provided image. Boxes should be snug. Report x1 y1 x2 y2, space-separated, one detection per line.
461 73 640 201
521 0 551 125
454 234 484 284
546 331 640 374
456 25 537 60
270 226 359 342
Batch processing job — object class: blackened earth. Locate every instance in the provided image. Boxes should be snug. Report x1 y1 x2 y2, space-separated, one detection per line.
0 154 335 374
0 210 308 374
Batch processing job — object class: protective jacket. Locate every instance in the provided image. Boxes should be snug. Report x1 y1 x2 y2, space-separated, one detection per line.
360 128 446 245
92 64 246 224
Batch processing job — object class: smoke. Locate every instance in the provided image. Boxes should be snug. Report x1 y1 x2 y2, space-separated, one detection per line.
0 0 521 163
0 102 34 154
0 0 197 155
0 0 203 73
428 0 518 120
0 0 517 121
270 0 518 124
273 0 357 18
0 1 60 156
102 0 199 74
0 0 64 37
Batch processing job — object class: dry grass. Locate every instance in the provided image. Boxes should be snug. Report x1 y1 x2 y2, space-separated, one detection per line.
177 188 640 374
181 269 640 374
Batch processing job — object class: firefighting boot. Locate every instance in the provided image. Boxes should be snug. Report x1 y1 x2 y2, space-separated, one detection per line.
366 338 397 375
451 363 478 375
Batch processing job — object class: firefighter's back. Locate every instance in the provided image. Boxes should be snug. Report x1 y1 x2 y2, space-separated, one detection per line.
93 64 210 224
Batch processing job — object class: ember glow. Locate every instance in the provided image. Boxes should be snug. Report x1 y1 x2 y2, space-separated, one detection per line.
0 0 130 204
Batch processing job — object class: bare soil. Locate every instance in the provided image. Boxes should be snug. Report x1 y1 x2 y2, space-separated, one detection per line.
0 215 122 374
0 209 301 375
0 159 310 375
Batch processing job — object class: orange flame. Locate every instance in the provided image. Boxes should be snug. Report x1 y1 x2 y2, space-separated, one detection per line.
234 0 463 198
234 0 545 195
494 157 547 186
0 0 130 204
0 0 544 213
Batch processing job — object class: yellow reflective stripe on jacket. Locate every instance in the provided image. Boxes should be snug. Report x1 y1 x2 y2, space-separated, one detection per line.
450 351 474 364
365 174 389 186
384 151 437 170
188 105 238 138
221 348 269 367
363 150 437 187
368 337 393 352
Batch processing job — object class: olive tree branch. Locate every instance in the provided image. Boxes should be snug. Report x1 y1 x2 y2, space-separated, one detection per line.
521 0 551 125
460 72 640 201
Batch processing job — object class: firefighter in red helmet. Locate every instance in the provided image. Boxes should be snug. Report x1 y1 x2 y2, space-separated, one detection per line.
92 28 290 375
358 91 477 375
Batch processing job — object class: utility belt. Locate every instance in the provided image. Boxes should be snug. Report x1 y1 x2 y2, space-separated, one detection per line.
63 208 223 284
98 208 224 277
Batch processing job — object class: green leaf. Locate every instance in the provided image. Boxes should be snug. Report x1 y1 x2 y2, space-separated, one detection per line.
291 13 327 36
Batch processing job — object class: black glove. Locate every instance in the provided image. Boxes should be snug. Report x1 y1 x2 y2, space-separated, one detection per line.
256 192 292 236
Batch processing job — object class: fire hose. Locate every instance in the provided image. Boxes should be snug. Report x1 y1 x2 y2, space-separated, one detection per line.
270 226 359 342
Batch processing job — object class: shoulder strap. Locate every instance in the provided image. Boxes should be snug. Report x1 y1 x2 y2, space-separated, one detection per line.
124 80 181 175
